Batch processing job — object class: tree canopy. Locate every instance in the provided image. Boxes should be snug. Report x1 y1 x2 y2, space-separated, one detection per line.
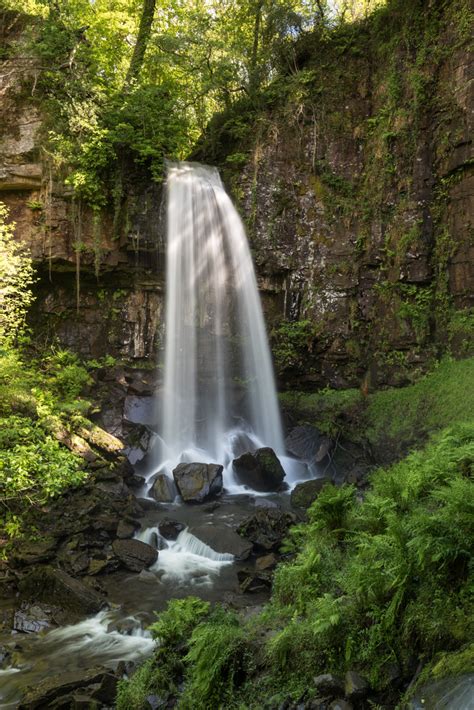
3 0 386 207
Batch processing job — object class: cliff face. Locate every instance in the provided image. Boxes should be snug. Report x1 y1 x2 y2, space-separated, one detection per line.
1 2 473 388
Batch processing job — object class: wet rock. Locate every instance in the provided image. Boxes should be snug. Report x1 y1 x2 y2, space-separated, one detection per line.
158 519 185 540
237 508 296 551
87 553 119 575
233 448 285 492
116 520 139 539
237 568 272 593
190 525 253 560
313 674 345 697
173 462 223 503
329 701 353 710
9 536 58 566
13 603 52 633
112 539 158 572
285 425 332 462
150 474 177 503
19 667 116 709
0 644 12 668
18 567 107 616
255 553 278 571
136 497 162 511
127 473 146 489
290 478 331 509
344 670 369 700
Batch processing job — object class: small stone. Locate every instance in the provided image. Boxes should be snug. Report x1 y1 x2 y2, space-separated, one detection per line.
255 553 278 571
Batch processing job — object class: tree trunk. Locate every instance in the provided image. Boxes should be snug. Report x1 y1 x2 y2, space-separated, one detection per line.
124 0 156 88
249 0 263 95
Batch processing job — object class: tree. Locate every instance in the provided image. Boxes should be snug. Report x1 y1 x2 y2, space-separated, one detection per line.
0 203 36 346
124 0 157 88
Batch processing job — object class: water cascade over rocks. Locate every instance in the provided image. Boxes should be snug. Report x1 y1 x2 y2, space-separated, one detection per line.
147 162 301 493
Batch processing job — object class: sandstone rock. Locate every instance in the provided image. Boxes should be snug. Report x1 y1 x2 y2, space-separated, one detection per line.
150 474 177 503
233 448 285 492
18 567 106 616
173 462 223 503
237 509 295 551
13 604 52 634
112 539 157 572
190 525 253 560
290 478 331 509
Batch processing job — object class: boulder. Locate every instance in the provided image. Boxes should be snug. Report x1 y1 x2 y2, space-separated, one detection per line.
9 536 58 566
290 478 331 509
158 519 185 540
285 425 331 462
190 525 253 560
232 448 285 492
112 539 158 572
150 474 177 503
344 670 369 700
237 509 296 551
173 462 223 503
313 674 345 697
116 519 139 539
19 667 117 709
18 567 106 616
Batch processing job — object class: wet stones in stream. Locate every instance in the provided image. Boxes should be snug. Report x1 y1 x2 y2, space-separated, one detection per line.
237 508 296 552
19 666 118 709
18 567 107 617
149 472 178 502
112 539 158 572
233 447 285 491
190 525 253 560
172 462 223 502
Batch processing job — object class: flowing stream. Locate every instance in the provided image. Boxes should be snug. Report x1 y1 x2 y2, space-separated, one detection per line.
0 163 309 707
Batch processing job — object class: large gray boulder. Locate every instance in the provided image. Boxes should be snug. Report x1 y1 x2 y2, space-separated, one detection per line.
232 447 285 492
112 539 157 572
285 425 332 462
172 462 223 503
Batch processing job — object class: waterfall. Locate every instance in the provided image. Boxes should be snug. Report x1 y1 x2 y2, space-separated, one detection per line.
155 162 284 480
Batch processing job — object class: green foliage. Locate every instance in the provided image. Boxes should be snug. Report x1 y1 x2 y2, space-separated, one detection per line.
181 607 247 709
0 203 36 346
0 346 93 539
272 319 320 372
279 386 361 436
148 596 210 646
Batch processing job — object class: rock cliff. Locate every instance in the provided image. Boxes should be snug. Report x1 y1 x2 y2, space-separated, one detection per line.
1 2 472 388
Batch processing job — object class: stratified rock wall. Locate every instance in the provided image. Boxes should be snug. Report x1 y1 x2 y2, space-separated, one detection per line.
1 3 472 387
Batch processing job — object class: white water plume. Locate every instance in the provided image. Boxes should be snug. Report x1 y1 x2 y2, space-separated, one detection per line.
137 527 233 587
151 162 284 486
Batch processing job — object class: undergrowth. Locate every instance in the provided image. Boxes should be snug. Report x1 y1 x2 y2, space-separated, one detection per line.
118 418 474 708
0 347 97 542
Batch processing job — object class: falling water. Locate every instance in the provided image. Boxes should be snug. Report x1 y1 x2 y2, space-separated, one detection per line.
153 162 284 483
